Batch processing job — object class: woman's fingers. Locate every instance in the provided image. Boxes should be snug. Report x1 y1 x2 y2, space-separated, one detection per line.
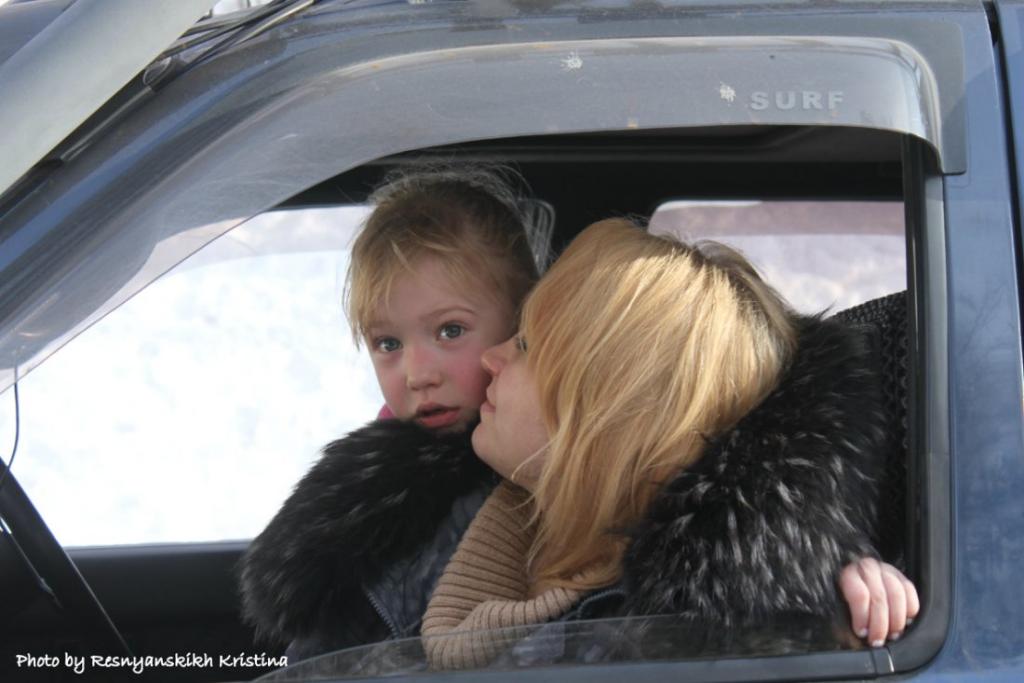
840 557 921 646
880 564 907 639
903 572 921 622
856 558 890 647
839 562 872 639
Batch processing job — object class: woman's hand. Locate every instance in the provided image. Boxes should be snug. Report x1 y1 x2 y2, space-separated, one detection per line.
839 558 920 647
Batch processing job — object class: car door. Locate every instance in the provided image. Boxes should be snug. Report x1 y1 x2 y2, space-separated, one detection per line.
1 1 996 681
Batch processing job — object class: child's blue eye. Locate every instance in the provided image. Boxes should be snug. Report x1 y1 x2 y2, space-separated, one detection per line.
439 323 465 340
374 337 401 353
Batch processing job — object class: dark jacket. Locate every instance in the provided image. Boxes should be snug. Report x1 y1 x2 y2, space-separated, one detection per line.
239 421 495 658
239 314 888 664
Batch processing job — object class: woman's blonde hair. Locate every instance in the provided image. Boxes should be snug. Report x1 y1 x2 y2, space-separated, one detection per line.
344 166 539 345
521 218 798 591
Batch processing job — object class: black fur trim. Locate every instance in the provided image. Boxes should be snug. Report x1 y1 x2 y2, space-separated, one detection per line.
239 420 491 643
621 316 886 623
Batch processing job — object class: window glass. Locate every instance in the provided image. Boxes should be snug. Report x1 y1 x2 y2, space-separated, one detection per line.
648 200 905 313
260 613 854 680
0 207 380 546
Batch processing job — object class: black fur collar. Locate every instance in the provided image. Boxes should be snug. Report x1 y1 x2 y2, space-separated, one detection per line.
621 315 886 622
240 420 492 643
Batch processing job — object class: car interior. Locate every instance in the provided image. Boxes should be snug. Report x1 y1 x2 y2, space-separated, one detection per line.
1 123 920 682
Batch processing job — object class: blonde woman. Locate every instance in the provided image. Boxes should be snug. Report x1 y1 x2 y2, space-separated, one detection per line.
420 219 917 669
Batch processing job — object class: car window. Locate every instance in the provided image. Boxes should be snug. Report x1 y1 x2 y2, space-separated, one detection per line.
0 198 905 548
648 199 905 313
0 206 381 546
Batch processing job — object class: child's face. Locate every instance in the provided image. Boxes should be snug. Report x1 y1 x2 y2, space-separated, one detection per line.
366 257 515 433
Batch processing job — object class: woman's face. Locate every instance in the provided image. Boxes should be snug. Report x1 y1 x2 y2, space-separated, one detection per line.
471 336 549 490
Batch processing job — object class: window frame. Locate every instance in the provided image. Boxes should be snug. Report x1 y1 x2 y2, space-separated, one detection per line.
895 137 951 673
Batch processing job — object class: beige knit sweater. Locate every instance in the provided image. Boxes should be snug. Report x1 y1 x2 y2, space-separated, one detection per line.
420 481 583 670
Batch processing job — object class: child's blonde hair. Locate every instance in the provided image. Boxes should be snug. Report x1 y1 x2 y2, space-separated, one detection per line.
344 167 540 346
520 218 798 591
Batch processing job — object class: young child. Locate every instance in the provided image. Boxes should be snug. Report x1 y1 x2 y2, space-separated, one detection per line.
240 167 541 658
345 168 539 432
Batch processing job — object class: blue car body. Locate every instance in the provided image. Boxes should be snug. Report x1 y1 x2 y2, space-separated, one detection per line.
1 1 1022 681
